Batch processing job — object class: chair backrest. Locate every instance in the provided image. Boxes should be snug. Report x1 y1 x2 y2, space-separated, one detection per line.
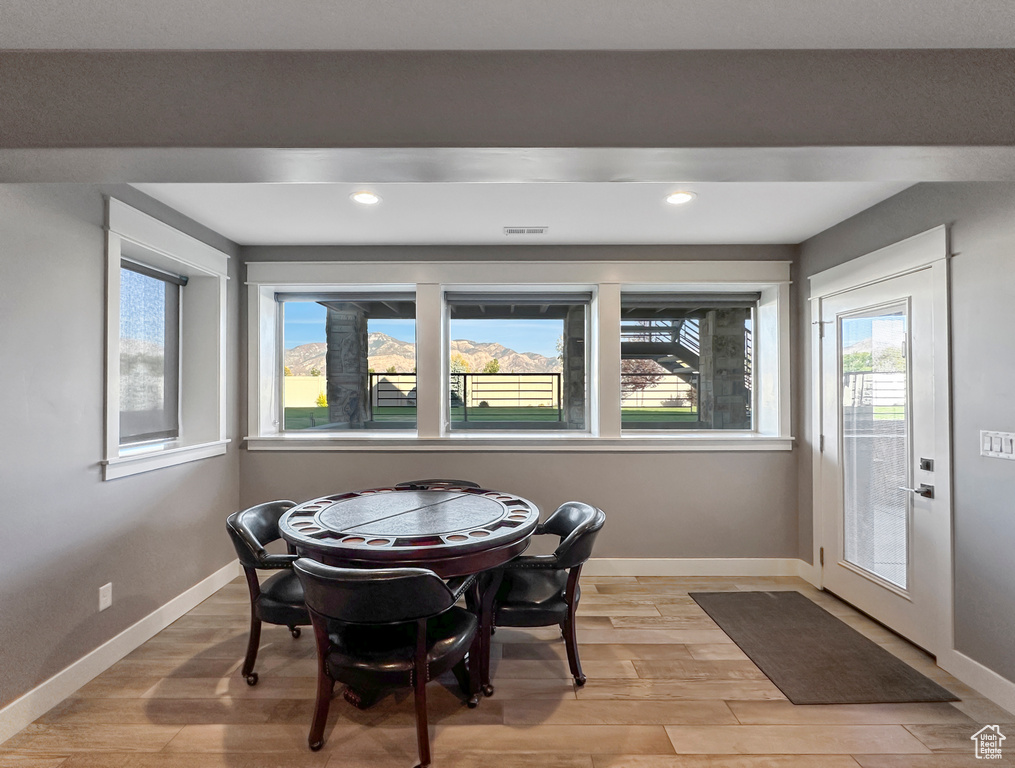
542 501 607 569
226 500 296 568
395 478 481 490
294 559 457 625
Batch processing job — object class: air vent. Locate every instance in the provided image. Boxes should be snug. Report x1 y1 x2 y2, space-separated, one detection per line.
503 226 548 236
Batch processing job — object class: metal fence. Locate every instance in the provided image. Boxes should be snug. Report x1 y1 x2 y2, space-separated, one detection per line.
369 372 563 421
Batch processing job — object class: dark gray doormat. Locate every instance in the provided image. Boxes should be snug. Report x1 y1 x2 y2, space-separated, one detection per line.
690 591 957 705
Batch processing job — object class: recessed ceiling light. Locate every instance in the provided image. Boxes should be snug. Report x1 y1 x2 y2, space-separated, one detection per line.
350 191 381 206
665 191 697 206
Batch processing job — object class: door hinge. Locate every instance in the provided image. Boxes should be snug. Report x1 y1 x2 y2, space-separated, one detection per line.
819 434 825 452
819 547 824 567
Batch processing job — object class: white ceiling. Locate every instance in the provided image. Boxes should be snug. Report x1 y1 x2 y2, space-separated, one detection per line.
134 182 912 246
4 0 1015 50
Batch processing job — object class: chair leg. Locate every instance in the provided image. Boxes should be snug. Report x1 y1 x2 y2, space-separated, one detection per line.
288 625 301 639
466 642 481 708
413 619 432 768
478 570 503 697
563 568 586 686
241 614 262 686
308 668 335 751
562 614 585 685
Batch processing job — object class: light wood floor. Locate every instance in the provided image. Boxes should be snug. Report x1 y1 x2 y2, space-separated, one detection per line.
3 575 1014 767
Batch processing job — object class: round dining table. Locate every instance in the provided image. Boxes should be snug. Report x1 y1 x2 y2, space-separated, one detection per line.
278 484 541 700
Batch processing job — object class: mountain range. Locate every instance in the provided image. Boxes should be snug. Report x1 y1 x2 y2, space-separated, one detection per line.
284 333 561 376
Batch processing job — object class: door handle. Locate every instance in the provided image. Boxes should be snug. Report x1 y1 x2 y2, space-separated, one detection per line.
899 484 934 499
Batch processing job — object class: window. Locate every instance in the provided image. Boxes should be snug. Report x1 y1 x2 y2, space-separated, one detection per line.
119 263 184 444
279 293 416 431
620 293 757 431
246 259 792 450
104 199 230 479
446 292 589 431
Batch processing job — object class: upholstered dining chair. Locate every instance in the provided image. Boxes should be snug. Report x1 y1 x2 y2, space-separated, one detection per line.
492 501 606 685
293 559 479 763
395 478 481 489
225 500 310 685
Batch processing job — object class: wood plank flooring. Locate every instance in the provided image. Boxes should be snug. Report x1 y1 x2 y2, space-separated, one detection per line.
2 575 1014 767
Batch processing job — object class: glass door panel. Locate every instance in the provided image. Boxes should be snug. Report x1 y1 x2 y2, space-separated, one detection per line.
839 304 910 589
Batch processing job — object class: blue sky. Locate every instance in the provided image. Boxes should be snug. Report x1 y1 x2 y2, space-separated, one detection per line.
841 313 906 348
282 301 561 357
449 319 561 358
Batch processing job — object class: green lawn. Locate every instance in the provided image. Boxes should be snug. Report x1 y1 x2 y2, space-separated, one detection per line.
873 406 906 421
621 406 698 423
284 405 700 429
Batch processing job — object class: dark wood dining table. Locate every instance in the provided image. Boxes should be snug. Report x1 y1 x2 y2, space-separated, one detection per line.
278 484 540 702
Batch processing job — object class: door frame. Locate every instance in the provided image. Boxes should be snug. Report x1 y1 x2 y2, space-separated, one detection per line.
809 225 952 656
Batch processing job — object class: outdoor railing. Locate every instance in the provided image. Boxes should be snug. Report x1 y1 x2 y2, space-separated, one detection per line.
369 372 563 421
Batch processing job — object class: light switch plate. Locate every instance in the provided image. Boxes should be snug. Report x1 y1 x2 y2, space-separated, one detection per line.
980 430 1015 460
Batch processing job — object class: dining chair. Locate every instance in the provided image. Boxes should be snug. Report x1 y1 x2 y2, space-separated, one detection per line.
293 559 479 763
395 478 481 489
492 501 606 685
225 500 311 685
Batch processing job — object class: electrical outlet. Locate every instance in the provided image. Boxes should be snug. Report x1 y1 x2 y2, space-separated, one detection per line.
981 430 1015 460
99 583 113 612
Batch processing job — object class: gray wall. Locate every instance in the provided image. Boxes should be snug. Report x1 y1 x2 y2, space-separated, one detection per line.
797 182 1015 681
0 184 242 710
240 244 800 560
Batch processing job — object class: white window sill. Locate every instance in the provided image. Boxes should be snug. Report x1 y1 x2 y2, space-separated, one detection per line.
244 434 794 453
103 439 231 480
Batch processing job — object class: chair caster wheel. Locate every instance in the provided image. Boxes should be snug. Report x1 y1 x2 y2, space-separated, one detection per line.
574 675 586 686
309 739 323 751
290 627 301 639
481 684 494 697
245 673 258 686
467 695 480 708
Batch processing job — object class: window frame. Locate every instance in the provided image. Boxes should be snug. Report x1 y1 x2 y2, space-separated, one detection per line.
103 198 230 480
245 260 792 452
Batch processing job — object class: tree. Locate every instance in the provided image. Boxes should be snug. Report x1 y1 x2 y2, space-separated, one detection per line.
309 367 321 377
842 351 873 372
315 392 328 407
283 365 293 377
874 346 906 372
482 358 500 374
621 358 667 400
386 365 397 374
449 353 471 373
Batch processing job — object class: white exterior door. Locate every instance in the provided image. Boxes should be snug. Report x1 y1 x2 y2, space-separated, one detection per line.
812 227 951 656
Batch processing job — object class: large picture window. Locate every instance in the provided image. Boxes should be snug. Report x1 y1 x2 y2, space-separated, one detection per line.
621 293 757 431
446 292 589 431
279 293 416 431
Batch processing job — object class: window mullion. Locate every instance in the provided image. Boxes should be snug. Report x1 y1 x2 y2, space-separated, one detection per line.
597 283 622 438
415 283 443 438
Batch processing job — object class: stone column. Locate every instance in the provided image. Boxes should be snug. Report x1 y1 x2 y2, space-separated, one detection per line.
561 306 586 429
696 309 751 430
325 304 370 428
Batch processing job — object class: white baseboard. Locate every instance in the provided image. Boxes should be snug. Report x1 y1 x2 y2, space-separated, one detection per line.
795 559 822 587
584 557 806 577
940 648 1015 716
0 559 240 746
